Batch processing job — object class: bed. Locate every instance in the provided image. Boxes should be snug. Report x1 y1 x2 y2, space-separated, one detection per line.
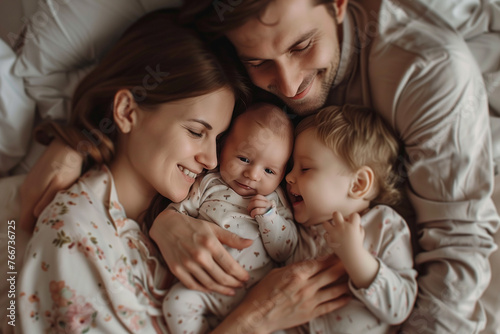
0 0 499 333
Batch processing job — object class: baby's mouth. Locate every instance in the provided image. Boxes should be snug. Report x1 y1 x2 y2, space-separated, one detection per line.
288 191 304 206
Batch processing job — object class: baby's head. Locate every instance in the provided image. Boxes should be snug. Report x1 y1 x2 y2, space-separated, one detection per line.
220 103 293 197
286 105 401 226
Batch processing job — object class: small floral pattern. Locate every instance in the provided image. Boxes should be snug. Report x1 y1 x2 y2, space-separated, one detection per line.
165 172 296 333
18 167 170 333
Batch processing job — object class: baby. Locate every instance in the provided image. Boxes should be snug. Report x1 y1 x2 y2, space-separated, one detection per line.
285 105 418 333
163 103 297 333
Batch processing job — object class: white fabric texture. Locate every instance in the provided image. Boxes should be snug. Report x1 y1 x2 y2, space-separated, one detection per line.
0 40 35 174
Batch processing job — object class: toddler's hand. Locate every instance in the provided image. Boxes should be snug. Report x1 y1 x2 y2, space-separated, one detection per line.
248 194 273 218
323 212 365 260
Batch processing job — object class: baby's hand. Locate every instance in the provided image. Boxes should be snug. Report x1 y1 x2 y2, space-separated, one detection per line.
323 212 365 260
248 194 273 218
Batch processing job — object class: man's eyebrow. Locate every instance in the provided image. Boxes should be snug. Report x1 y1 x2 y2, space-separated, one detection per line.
239 28 318 62
188 119 212 130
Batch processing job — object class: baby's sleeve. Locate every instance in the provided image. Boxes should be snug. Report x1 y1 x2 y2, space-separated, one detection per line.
256 188 298 263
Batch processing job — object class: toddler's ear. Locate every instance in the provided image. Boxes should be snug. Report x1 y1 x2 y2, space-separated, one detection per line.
348 166 375 199
113 89 139 134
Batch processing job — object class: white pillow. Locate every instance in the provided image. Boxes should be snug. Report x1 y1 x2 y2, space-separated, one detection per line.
0 40 35 174
12 0 182 172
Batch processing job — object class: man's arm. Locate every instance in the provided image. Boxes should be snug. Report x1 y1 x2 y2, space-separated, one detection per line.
371 32 499 333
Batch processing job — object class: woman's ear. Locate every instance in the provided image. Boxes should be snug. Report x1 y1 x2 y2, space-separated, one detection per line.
113 89 138 134
334 0 348 24
348 166 375 199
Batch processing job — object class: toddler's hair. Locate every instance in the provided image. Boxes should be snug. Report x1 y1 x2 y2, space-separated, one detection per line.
296 105 401 206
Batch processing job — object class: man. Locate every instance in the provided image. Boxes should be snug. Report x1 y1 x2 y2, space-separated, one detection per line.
178 0 500 332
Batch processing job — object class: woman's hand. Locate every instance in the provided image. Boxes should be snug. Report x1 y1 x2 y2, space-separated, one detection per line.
150 209 254 296
213 256 351 334
19 139 83 233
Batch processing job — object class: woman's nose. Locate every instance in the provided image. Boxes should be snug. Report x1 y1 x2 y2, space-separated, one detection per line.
196 143 218 170
285 171 295 184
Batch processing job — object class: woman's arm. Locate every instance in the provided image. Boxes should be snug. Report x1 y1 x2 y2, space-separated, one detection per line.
19 138 83 232
212 257 351 334
150 209 254 296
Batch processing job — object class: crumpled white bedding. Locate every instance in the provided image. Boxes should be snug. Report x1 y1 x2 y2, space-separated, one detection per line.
0 0 499 333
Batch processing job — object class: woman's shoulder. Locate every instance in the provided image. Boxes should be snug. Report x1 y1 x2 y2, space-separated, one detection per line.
34 166 113 235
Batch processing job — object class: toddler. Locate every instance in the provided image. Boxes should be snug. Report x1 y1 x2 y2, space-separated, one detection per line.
285 105 418 333
163 103 297 333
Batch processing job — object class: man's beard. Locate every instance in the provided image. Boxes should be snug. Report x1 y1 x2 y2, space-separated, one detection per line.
279 53 339 116
285 69 335 116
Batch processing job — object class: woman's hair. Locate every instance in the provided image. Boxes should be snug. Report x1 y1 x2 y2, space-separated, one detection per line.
296 105 402 206
38 9 249 168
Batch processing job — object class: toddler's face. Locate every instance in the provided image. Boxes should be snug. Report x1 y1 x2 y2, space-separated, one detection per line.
220 122 291 197
286 128 355 226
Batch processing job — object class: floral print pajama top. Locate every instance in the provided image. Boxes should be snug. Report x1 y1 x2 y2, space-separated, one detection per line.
17 166 171 333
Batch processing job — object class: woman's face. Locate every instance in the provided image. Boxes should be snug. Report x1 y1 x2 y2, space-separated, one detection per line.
125 88 235 203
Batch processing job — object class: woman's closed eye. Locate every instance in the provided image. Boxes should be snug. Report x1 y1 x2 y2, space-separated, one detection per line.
185 126 203 138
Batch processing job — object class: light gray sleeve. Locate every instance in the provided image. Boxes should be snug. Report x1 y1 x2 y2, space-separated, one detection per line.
349 209 417 325
371 33 499 333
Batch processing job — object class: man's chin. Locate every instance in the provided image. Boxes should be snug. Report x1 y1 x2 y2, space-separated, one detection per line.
284 99 324 116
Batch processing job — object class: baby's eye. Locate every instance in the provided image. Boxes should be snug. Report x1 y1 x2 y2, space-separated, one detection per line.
239 157 249 163
264 168 275 175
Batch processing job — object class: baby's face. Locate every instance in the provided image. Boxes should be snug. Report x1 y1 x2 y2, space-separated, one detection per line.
286 128 355 226
220 123 291 197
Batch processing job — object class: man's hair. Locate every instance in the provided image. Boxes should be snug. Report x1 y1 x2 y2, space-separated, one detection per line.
179 0 336 41
295 105 402 206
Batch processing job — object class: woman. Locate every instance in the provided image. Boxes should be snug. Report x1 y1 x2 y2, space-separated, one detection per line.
18 10 350 334
17 10 241 333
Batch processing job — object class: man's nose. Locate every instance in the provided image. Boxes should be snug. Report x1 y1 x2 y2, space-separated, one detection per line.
274 59 303 98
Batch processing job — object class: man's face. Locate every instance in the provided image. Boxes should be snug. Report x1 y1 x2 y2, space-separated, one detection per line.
226 0 344 116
